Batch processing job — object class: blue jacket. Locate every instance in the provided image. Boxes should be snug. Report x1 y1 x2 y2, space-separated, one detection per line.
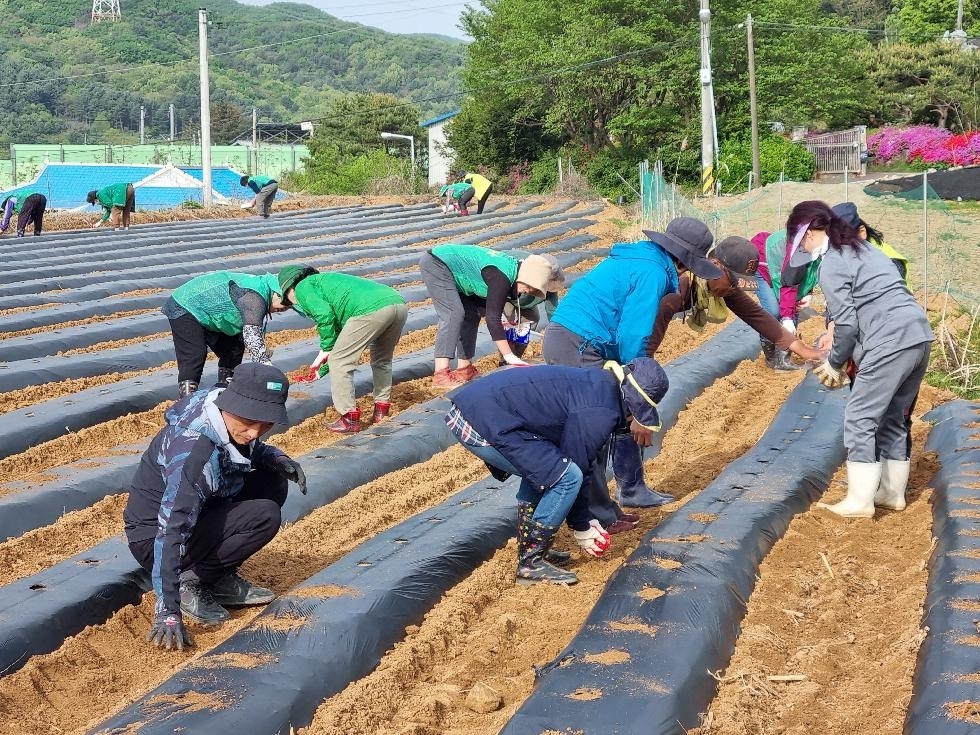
124 389 286 617
549 240 679 362
450 365 626 491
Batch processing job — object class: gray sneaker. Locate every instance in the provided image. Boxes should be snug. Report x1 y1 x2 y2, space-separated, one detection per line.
209 572 275 607
179 578 231 624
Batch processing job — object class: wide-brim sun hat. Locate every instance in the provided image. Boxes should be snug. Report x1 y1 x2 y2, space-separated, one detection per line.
788 223 816 268
642 217 723 279
214 362 290 425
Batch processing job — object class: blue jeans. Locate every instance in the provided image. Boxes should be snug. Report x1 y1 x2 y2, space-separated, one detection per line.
756 274 780 320
461 443 584 528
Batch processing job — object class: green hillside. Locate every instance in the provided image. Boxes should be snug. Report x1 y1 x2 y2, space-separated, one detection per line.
0 0 466 150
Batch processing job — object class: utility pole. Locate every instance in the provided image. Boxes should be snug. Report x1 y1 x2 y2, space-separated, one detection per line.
252 107 258 174
746 14 761 188
139 105 145 145
169 104 175 143
699 0 715 197
198 8 213 206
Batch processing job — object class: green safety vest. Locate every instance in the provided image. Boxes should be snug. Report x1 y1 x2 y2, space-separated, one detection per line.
171 271 280 335
430 244 519 298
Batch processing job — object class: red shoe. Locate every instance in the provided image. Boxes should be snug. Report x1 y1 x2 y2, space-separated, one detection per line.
432 368 463 389
452 364 480 382
372 402 391 423
606 518 638 534
326 410 361 433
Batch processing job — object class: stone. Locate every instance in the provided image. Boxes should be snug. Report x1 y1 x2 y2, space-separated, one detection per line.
464 681 502 713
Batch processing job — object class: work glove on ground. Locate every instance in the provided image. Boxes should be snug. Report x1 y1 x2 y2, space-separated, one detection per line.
273 454 308 494
573 519 612 557
814 359 847 389
147 612 194 651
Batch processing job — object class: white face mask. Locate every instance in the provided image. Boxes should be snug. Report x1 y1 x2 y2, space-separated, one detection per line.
811 233 830 260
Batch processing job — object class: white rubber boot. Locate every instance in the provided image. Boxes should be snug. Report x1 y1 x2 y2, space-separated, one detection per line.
874 458 911 511
817 461 882 518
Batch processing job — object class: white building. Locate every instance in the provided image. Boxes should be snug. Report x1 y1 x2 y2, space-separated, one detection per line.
422 110 460 188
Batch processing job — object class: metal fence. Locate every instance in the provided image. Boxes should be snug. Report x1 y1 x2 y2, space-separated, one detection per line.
801 126 867 177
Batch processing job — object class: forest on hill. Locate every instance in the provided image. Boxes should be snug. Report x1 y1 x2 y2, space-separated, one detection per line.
0 0 466 150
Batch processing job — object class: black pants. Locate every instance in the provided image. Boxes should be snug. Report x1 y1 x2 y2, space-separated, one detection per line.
18 193 46 235
476 184 493 214
456 186 475 212
169 311 245 384
129 467 287 585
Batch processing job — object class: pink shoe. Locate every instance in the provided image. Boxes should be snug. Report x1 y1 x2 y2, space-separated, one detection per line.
326 410 361 433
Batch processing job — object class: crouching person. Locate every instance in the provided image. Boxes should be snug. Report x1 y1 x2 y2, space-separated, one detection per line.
445 357 669 585
124 363 308 650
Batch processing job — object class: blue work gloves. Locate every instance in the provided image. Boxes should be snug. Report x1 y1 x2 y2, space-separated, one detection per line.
147 612 194 651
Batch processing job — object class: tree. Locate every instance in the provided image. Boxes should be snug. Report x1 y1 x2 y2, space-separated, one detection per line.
891 0 978 43
865 41 980 129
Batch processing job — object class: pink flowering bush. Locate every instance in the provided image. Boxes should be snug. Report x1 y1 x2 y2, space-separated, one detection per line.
868 126 980 167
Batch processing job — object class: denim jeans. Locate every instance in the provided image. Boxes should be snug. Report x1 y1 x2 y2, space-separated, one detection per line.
461 443 584 528
755 274 780 320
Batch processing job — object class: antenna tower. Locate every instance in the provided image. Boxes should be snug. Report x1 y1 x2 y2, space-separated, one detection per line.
91 0 121 23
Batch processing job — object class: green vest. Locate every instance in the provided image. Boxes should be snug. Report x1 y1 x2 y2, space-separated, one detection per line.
430 244 519 298
172 271 280 335
2 191 36 213
766 230 819 298
96 182 130 207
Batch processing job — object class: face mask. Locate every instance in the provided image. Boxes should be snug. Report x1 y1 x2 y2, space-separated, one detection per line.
811 233 830 260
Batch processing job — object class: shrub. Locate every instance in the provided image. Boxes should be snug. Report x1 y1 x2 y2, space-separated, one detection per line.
716 135 815 193
868 126 980 167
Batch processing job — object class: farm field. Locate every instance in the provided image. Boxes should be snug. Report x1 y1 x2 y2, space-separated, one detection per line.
0 190 975 735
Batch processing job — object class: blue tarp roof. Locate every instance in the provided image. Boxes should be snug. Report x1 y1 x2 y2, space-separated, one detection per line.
422 110 460 127
0 164 276 210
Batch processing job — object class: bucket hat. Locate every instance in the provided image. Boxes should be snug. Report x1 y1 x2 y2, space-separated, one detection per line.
642 217 723 279
516 254 565 295
277 265 319 307
214 363 290 424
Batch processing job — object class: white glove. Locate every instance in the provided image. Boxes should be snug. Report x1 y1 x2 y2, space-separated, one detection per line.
310 350 330 370
502 353 531 367
781 318 797 335
813 359 847 389
573 520 611 557
796 295 812 309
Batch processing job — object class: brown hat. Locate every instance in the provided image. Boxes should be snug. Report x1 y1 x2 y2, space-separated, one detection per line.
642 217 723 279
516 254 565 294
712 236 760 280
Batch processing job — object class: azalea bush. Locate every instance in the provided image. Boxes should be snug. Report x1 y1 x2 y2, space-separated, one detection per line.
868 126 980 168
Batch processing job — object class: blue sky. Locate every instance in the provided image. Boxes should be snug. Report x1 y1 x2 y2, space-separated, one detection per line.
237 0 472 41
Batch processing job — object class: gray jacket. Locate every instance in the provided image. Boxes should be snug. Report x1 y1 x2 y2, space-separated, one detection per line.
821 242 933 369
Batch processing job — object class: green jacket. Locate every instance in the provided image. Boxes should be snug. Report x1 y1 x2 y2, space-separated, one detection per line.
292 273 405 353
245 175 276 193
430 244 519 298
171 271 280 335
95 182 131 222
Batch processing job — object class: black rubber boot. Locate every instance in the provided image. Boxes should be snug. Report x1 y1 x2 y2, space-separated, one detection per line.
517 501 571 566
215 367 235 388
760 338 776 364
177 380 199 398
208 571 275 606
771 350 803 371
612 433 673 508
179 577 230 624
516 509 578 585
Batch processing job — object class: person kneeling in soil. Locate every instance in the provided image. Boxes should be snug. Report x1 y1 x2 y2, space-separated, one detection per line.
124 363 308 650
445 357 669 585
277 264 408 433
